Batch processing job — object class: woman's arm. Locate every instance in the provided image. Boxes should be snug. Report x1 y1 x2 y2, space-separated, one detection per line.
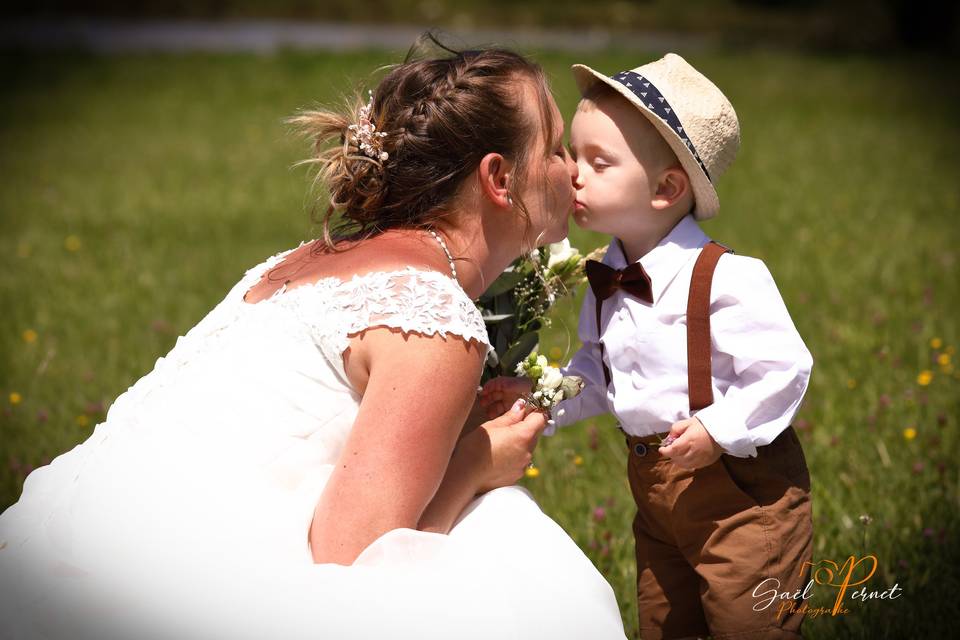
309 326 486 565
418 398 544 534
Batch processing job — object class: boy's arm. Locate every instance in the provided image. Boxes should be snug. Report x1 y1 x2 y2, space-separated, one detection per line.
691 256 813 458
549 290 611 434
551 342 609 433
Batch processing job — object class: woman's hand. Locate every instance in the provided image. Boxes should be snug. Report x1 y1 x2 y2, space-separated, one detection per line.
417 398 546 535
477 376 532 420
459 398 547 494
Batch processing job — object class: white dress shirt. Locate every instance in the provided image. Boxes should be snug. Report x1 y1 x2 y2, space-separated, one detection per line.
552 214 813 458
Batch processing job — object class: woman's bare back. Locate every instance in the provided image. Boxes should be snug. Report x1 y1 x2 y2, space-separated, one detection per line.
241 231 450 305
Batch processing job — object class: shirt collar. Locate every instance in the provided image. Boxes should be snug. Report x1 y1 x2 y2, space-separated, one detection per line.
604 214 710 303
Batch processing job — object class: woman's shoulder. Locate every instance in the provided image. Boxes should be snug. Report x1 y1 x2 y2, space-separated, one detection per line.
279 234 489 350
330 232 451 278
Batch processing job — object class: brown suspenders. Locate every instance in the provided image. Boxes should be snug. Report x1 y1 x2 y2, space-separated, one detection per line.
685 241 732 411
596 240 732 413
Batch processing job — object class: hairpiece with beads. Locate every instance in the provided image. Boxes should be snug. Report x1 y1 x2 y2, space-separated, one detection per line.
348 90 389 162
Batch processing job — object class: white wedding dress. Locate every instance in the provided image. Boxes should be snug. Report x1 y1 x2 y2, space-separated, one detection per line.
0 243 626 640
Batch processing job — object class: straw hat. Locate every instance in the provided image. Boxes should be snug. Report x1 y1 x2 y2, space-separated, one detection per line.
572 53 739 220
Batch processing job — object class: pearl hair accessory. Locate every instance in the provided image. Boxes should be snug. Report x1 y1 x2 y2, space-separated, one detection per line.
348 90 389 162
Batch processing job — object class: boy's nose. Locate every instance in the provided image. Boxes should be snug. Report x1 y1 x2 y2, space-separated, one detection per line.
568 155 580 185
572 164 584 189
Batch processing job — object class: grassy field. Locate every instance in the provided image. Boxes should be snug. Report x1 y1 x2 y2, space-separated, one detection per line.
1 46 957 638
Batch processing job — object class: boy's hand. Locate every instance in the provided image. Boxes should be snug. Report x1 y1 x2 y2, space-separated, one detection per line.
658 417 724 469
478 376 532 420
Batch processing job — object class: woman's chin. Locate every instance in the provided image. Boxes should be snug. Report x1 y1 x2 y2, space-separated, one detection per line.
546 218 570 244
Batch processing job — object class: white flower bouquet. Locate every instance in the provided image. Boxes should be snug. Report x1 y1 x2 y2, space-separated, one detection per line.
477 239 604 383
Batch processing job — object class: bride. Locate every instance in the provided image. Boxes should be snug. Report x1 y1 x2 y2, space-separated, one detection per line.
0 40 626 639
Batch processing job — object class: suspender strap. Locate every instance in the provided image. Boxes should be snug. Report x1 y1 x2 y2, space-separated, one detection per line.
596 302 612 387
686 241 732 412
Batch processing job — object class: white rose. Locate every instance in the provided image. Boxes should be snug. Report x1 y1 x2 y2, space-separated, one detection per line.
547 239 577 269
536 355 548 369
541 366 563 390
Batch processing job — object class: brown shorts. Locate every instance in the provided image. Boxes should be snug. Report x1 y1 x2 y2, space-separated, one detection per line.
625 427 813 640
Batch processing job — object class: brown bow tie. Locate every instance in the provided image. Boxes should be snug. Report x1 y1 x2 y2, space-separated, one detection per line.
585 259 653 304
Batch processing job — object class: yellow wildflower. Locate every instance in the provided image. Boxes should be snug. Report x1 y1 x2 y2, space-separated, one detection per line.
903 427 917 441
846 378 857 389
64 235 82 252
9 392 22 405
524 465 540 478
917 370 933 386
937 353 950 366
573 455 584 466
930 337 943 350
75 415 89 427
22 329 38 343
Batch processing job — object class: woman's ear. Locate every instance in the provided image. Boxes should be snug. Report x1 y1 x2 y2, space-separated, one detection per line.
652 167 691 210
477 152 514 209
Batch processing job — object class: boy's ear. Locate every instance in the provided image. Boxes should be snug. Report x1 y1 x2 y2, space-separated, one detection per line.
477 152 514 209
652 167 691 210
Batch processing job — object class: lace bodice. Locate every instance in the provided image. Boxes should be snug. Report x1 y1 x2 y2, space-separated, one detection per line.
239 245 492 379
103 243 491 431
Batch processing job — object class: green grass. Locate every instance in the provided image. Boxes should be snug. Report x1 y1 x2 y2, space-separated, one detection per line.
1 48 958 638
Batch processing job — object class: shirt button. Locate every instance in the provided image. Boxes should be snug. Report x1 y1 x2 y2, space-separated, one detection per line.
618 309 628 320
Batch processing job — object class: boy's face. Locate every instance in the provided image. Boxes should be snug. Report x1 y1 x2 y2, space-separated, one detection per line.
569 94 669 237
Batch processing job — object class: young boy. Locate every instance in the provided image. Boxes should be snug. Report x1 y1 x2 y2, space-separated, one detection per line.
482 54 814 639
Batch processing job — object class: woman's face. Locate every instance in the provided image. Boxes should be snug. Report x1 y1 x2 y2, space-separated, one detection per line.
514 81 578 247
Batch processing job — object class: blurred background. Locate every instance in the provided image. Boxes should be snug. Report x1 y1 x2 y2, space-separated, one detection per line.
1 2 958 638
2 0 959 52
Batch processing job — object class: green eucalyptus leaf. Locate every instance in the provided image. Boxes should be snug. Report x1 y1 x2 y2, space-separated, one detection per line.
501 332 540 374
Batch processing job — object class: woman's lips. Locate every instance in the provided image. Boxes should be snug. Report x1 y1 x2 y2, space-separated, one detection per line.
574 200 585 211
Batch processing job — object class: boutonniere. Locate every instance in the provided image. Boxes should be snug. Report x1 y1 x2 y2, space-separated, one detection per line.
514 351 584 413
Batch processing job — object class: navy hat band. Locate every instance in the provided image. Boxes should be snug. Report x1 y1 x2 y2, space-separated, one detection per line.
611 70 711 182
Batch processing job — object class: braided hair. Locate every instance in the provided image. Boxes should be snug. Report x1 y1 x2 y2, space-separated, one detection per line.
288 33 560 251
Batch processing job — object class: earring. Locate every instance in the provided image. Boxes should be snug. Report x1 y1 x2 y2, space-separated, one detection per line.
506 193 514 207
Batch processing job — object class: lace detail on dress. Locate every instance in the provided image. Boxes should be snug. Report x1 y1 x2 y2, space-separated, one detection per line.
272 268 491 377
105 243 310 423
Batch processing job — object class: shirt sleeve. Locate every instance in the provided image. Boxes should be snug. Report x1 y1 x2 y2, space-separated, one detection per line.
692 256 813 458
546 290 611 435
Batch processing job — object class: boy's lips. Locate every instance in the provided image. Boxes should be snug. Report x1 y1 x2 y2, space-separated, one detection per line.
574 200 586 211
